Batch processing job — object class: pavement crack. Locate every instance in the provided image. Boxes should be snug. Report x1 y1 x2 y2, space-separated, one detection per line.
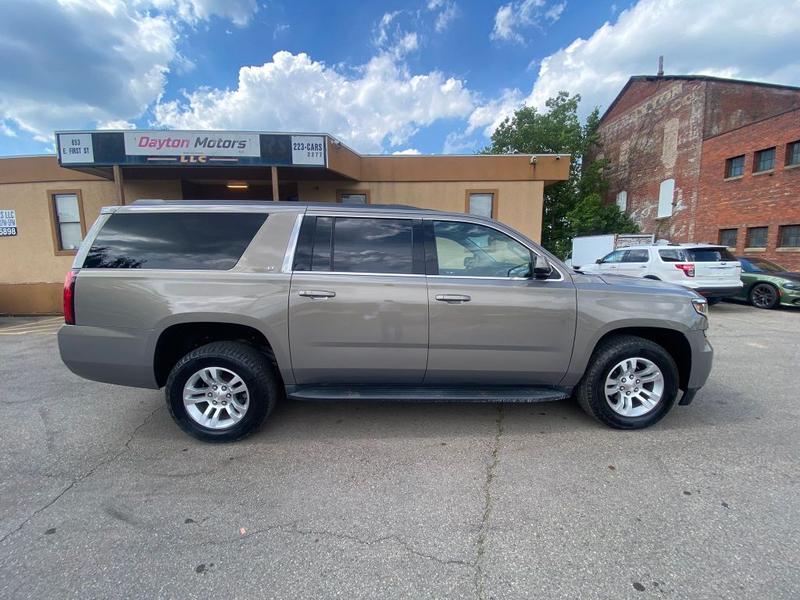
0 403 163 544
474 403 505 600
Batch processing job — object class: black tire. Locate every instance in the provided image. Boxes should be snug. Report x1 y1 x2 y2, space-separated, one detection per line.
576 335 679 430
749 283 778 309
165 341 280 442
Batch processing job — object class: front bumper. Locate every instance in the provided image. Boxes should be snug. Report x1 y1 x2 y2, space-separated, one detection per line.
683 329 713 401
779 287 800 307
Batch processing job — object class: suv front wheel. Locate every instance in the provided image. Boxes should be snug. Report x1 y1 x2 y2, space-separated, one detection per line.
577 335 679 429
165 341 279 442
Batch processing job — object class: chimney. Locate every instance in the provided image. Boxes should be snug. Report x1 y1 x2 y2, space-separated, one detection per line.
657 56 664 77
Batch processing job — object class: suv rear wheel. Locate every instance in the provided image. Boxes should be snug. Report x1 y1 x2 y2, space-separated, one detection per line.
577 335 679 429
165 341 279 442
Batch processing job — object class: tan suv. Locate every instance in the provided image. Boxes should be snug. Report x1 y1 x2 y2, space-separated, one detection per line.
59 201 713 442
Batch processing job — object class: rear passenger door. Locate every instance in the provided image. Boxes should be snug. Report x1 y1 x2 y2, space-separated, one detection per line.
288 214 429 384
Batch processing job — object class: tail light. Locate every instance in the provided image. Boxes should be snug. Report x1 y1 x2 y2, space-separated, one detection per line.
675 263 695 277
63 270 76 325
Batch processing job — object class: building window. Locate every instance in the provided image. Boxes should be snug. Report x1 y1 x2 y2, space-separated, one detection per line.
787 141 800 167
49 191 84 253
725 155 745 178
753 147 776 173
616 190 627 211
779 225 800 248
466 191 496 218
718 228 738 248
746 226 768 248
337 190 369 204
657 179 674 218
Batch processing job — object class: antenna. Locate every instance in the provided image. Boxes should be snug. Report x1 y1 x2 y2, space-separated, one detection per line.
658 56 664 77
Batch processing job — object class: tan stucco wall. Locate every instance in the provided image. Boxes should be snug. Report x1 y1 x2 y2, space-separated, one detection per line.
122 179 183 203
0 180 116 285
297 180 544 242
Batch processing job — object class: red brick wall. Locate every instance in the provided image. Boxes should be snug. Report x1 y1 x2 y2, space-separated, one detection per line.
597 79 706 241
697 108 800 270
704 81 800 139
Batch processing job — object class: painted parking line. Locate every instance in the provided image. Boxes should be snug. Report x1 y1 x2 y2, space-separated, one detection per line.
0 318 63 335
0 317 62 331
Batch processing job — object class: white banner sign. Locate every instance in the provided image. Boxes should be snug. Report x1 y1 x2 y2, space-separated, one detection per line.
0 209 17 237
58 133 94 164
291 135 326 166
124 131 261 157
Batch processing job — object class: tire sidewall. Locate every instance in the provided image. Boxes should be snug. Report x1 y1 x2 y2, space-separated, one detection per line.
589 343 679 429
166 353 270 442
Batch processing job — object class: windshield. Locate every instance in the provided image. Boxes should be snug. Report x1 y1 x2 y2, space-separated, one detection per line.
739 257 786 273
684 247 736 262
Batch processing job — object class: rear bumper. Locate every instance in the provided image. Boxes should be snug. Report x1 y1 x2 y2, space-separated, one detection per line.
692 285 742 298
58 324 158 389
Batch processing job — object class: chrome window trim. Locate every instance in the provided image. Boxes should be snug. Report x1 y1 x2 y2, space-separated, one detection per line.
281 213 305 274
291 271 425 278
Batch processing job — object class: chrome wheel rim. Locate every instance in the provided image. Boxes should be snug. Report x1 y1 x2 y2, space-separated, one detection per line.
183 367 249 430
604 357 664 417
752 284 775 308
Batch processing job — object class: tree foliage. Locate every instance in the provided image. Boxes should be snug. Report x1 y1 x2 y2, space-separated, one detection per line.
485 91 638 258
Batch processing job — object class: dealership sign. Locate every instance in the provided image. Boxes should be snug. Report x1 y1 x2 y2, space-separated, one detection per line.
0 209 17 237
124 131 261 157
56 130 328 168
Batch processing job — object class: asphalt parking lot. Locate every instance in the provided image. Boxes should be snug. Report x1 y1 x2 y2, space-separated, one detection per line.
0 303 798 599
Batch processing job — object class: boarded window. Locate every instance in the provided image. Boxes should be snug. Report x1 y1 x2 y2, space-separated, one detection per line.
657 179 674 218
616 191 627 211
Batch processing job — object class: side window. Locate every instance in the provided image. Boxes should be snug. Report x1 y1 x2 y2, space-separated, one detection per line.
83 212 266 270
601 250 625 264
623 249 649 263
658 249 686 262
332 217 414 274
431 220 531 278
50 192 84 252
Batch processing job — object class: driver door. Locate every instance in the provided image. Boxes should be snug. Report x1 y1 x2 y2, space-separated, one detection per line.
596 249 625 274
424 219 577 386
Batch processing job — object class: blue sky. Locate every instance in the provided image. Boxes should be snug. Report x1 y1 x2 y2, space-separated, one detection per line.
1 0 799 156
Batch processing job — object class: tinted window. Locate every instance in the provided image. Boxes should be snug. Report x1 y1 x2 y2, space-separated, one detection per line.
332 217 414 274
623 249 649 263
684 247 736 262
659 249 687 262
84 212 266 270
601 250 625 264
741 257 784 273
432 221 531 277
312 216 333 271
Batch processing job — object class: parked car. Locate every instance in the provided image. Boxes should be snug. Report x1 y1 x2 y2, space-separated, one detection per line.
58 201 713 441
567 233 654 269
581 244 742 303
733 257 800 309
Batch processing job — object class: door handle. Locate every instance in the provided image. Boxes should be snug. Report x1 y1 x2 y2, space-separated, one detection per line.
298 290 336 299
435 294 471 303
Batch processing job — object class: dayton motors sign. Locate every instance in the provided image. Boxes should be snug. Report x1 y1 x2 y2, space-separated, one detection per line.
124 131 260 157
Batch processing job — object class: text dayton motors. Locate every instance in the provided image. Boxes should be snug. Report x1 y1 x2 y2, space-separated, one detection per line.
124 131 261 157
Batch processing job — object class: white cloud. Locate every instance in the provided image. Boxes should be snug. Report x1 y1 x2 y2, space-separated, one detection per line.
374 11 421 59
0 0 256 143
526 0 800 118
492 0 565 44
0 121 17 138
392 148 421 155
466 88 524 137
98 119 137 130
154 51 475 153
427 0 459 33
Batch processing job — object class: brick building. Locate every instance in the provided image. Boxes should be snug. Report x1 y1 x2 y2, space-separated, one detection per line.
596 75 800 269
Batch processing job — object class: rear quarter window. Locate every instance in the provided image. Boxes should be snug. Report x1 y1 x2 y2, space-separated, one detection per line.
685 247 736 262
658 249 687 262
83 212 267 270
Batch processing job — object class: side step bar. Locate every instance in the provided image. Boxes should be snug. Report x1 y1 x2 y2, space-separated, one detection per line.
286 386 569 403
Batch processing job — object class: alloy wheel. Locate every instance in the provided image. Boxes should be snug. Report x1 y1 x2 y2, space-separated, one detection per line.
604 357 665 417
182 366 250 429
751 284 777 309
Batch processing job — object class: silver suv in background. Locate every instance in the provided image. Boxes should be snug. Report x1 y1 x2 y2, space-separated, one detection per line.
583 244 742 303
59 201 713 442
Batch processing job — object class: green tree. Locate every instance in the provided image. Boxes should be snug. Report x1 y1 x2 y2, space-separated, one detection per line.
485 91 637 258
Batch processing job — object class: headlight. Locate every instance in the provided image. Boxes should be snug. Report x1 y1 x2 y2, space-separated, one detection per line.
783 282 800 291
692 298 708 316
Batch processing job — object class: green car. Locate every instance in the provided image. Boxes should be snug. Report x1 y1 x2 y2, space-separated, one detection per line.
734 257 800 309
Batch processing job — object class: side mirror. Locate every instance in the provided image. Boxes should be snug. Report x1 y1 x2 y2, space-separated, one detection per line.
533 255 552 279
595 258 603 264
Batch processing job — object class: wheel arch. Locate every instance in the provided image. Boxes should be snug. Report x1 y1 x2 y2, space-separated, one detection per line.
153 321 284 388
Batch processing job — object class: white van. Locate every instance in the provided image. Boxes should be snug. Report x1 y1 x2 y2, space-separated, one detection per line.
582 244 742 302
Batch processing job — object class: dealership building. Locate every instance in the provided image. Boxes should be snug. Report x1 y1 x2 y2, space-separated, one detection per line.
0 130 570 314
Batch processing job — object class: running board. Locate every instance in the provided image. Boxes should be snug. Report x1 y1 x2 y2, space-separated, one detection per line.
286 386 569 403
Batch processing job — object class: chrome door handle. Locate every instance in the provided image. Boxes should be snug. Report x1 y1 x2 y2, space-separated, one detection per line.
298 290 336 299
435 294 471 303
